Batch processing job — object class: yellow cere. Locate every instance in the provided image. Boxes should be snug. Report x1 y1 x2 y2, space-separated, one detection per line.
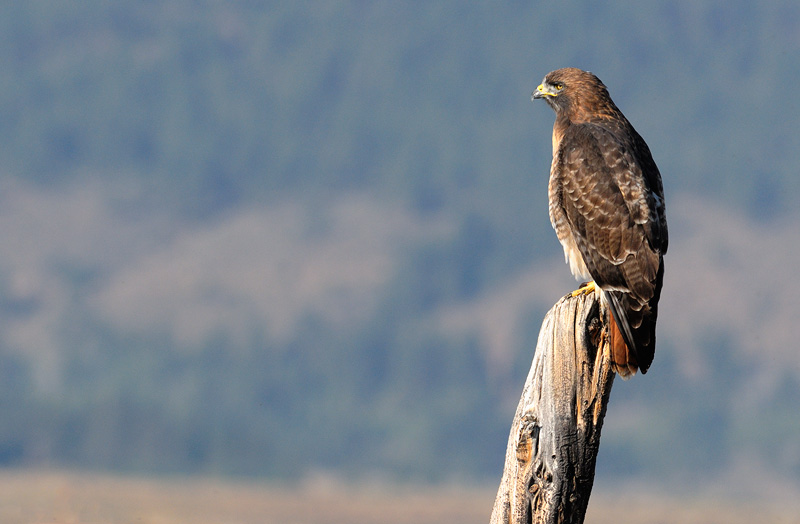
537 84 557 97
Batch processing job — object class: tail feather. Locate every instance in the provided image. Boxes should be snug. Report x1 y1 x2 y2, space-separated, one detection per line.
608 312 638 379
605 292 637 356
589 251 663 378
601 281 659 376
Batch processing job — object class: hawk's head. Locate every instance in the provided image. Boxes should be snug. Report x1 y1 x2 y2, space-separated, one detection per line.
532 68 612 120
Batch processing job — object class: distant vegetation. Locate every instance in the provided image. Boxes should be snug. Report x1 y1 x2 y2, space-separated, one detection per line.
0 2 798 484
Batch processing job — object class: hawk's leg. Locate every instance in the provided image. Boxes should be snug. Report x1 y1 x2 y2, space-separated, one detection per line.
569 280 596 297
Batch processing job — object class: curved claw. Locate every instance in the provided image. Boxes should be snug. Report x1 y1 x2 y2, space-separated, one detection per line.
569 280 596 297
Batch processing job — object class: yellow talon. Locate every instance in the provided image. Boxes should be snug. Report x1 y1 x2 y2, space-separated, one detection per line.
570 280 596 297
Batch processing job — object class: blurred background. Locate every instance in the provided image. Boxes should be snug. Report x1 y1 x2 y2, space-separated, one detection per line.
0 0 799 504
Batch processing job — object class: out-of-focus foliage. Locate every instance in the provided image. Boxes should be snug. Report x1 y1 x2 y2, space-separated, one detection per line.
0 2 798 484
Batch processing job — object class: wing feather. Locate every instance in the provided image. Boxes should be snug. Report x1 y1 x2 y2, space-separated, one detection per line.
549 122 665 373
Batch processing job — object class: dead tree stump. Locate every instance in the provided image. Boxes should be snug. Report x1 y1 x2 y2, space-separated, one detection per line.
490 291 616 524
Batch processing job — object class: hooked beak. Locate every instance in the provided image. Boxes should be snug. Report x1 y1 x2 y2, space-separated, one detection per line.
531 83 554 101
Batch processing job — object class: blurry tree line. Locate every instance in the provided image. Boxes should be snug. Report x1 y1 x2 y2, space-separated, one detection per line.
0 2 797 482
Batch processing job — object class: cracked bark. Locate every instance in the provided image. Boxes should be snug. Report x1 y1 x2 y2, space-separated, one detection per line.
490 291 616 524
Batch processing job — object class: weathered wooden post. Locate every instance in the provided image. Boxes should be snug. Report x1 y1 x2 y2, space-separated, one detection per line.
490 290 616 524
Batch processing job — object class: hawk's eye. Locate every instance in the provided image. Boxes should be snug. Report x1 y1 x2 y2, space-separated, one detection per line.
555 83 563 90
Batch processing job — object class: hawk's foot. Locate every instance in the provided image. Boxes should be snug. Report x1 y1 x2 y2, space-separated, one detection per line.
570 280 596 297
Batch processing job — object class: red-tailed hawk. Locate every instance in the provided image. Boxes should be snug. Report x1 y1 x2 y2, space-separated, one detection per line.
532 68 668 377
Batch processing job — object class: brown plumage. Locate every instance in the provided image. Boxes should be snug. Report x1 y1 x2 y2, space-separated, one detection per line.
532 68 668 377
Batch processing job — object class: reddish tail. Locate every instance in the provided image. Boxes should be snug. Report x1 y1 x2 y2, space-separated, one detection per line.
608 314 638 379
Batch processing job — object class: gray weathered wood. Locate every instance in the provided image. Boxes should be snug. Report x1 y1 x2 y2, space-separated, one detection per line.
490 291 616 524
